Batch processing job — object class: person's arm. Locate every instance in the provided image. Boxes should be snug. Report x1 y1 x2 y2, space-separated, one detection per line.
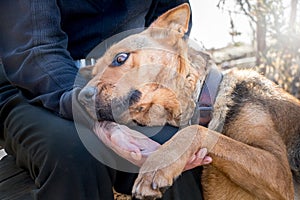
0 1 77 119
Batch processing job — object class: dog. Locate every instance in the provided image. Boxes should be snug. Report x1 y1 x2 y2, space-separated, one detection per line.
78 3 300 200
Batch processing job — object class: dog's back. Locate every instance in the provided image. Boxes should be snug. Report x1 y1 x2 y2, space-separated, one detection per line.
211 69 300 198
190 38 300 184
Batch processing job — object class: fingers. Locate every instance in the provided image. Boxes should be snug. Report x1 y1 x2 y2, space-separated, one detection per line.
202 156 212 165
131 151 143 161
196 147 208 159
196 148 212 164
184 148 212 171
93 121 160 166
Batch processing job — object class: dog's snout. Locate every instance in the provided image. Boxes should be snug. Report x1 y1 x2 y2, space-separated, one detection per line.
78 86 97 105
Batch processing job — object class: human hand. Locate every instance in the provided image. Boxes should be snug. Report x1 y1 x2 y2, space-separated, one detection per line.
93 121 212 168
93 121 161 166
184 148 212 171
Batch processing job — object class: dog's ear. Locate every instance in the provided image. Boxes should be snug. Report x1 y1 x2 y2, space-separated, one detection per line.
148 3 191 76
149 3 190 37
79 65 94 80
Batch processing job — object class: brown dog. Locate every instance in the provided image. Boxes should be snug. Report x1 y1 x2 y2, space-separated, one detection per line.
78 3 300 200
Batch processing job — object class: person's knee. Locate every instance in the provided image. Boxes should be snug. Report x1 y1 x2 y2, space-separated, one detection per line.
33 124 116 186
38 122 91 167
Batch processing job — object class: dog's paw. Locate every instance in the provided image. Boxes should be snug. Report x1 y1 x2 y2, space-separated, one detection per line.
132 169 174 200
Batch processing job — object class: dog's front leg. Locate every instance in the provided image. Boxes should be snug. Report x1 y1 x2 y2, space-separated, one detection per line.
132 124 294 200
132 125 217 199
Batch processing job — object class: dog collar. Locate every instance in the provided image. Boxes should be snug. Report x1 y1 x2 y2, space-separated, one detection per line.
190 65 223 127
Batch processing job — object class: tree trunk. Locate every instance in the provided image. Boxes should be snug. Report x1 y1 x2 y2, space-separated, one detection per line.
289 0 298 31
256 1 267 66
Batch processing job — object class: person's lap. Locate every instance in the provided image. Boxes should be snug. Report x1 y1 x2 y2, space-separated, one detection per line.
1 95 116 199
1 93 203 199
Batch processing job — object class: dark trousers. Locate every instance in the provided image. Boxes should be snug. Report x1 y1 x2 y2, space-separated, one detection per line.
0 93 204 200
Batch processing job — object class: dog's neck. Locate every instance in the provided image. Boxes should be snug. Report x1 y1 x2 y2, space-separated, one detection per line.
190 65 223 127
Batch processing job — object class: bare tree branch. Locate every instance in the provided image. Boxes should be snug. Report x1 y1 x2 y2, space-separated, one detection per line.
237 0 256 22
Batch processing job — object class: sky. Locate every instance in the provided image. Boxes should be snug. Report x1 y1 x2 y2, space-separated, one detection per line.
189 0 253 49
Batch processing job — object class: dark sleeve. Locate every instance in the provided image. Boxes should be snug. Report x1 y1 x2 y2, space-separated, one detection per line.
0 1 78 119
145 0 192 34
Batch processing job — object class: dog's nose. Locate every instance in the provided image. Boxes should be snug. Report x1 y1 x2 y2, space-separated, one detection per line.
78 86 97 105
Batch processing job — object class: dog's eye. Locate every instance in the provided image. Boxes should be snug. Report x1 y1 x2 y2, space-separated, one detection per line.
111 53 130 67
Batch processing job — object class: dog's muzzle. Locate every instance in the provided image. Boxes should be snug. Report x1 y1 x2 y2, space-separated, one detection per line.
78 86 130 122
78 86 144 123
78 86 105 120
78 86 97 107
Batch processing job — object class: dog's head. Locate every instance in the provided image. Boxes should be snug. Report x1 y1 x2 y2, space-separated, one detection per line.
78 3 209 127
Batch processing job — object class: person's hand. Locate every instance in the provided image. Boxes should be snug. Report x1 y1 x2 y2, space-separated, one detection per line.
93 121 212 168
94 121 160 166
184 148 212 171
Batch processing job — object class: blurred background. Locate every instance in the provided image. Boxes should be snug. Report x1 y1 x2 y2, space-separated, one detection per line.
190 0 300 99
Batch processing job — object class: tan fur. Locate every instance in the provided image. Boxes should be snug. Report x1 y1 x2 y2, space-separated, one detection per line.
79 3 299 200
